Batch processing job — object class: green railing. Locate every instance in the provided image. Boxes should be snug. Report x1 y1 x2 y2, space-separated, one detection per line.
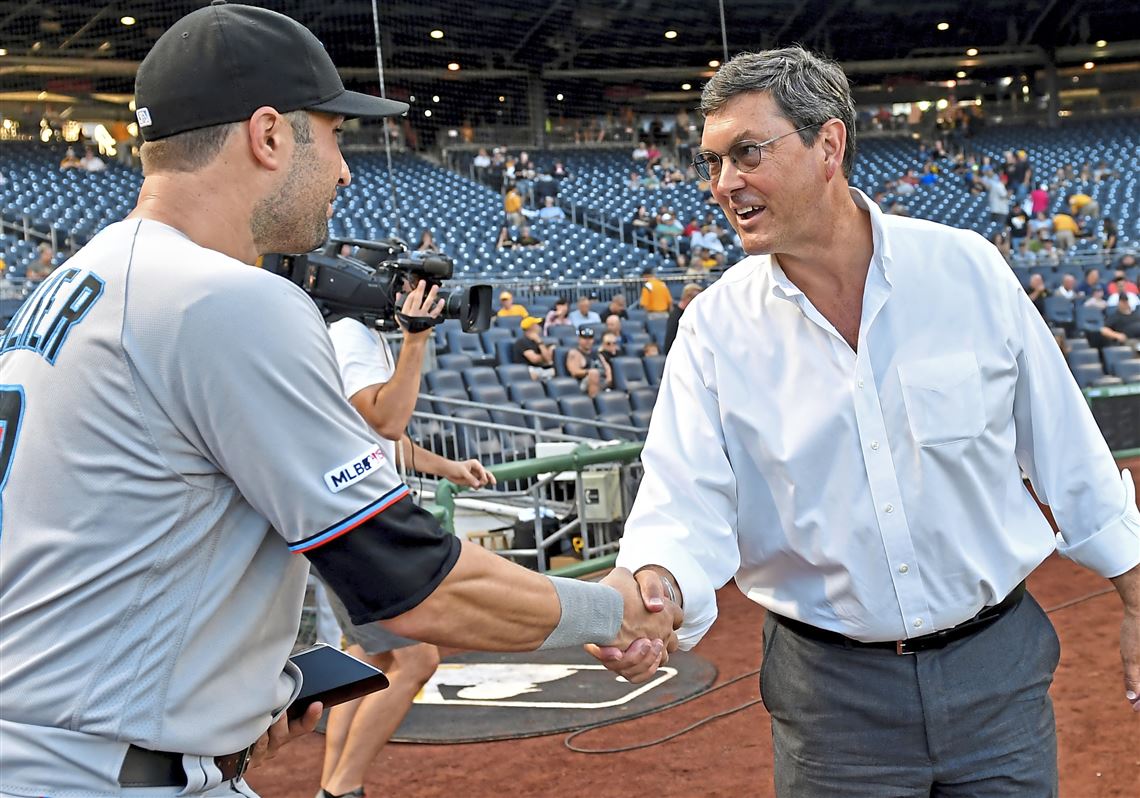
433 441 643 577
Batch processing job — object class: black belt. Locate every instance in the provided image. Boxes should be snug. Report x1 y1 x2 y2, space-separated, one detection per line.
772 581 1026 655
118 743 253 788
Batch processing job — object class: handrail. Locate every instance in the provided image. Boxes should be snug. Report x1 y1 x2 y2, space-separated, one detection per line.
434 440 643 533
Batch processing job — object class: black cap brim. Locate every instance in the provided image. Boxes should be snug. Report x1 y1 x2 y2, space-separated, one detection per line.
310 89 408 119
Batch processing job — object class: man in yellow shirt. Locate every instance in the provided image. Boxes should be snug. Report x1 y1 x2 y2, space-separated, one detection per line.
497 290 529 317
639 267 673 317
504 185 523 226
1068 192 1100 219
1052 212 1080 249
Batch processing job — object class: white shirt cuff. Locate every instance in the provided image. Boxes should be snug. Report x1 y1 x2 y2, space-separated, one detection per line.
1056 468 1140 578
616 536 719 650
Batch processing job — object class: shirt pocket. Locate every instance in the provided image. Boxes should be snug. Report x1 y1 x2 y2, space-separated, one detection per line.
898 352 986 447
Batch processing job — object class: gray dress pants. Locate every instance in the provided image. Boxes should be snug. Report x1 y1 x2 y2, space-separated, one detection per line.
760 594 1060 797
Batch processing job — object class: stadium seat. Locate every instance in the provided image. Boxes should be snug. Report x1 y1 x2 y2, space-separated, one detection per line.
1101 346 1139 376
1066 349 1101 370
496 363 532 385
632 409 653 429
1075 305 1106 336
1115 360 1140 383
480 327 514 353
629 386 659 411
461 366 500 392
495 338 516 366
558 394 597 422
436 353 474 372
644 355 666 386
609 356 649 391
1043 296 1075 326
450 407 504 459
469 384 509 405
646 317 668 346
446 329 494 366
493 315 522 334
595 391 633 416
430 387 469 416
562 421 600 440
553 345 571 377
1072 363 1107 389
521 398 563 430
1065 337 1090 352
425 369 465 395
598 412 635 440
509 381 546 403
545 376 581 398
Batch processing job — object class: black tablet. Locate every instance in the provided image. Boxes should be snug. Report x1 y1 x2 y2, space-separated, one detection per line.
287 643 390 720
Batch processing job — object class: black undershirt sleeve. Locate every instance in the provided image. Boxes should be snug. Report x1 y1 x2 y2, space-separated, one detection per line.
304 495 462 625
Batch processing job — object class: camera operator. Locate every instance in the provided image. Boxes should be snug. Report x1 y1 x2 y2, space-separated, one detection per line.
319 280 494 798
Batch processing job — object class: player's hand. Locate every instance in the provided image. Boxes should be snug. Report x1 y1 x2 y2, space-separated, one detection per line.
1122 610 1140 712
445 458 496 489
396 281 444 335
249 701 322 769
585 567 682 683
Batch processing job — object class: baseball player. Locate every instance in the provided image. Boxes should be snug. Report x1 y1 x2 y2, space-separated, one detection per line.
0 4 678 796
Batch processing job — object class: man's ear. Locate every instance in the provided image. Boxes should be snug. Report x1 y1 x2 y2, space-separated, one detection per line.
818 118 846 181
245 106 289 171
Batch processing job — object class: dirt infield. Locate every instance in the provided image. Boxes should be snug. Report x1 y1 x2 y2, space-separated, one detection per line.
250 553 1139 798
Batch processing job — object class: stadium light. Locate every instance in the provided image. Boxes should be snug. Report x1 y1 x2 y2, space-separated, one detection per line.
409 95 415 102
936 22 950 31
556 93 564 101
498 95 505 102
424 109 432 117
430 29 444 39
956 71 967 78
708 59 720 67
936 98 949 110
120 16 136 26
447 62 460 71
681 83 692 90
965 48 978 56
664 30 678 40
432 95 440 103
1095 40 1107 47
0 48 7 56
1084 61 1095 69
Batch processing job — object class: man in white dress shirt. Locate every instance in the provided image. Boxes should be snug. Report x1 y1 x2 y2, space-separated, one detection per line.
604 46 1140 796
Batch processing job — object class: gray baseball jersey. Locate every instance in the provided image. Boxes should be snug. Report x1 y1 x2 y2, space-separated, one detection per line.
0 218 459 794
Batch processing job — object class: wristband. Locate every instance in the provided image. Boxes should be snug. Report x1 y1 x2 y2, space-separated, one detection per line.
538 576 623 650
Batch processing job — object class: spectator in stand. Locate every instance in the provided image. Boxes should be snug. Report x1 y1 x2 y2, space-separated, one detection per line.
1052 211 1079 250
1079 268 1104 298
1007 202 1030 247
1029 182 1050 216
1093 161 1118 182
646 143 662 165
641 341 660 358
59 147 82 170
603 293 628 322
532 171 558 205
544 298 573 336
1007 149 1032 203
565 327 612 398
80 146 106 172
1025 273 1049 316
1107 271 1140 306
690 246 721 272
654 213 684 253
1101 217 1118 259
991 231 1011 264
628 171 643 191
1053 274 1078 300
1027 210 1053 240
641 168 661 190
513 316 556 381
682 217 701 237
691 227 727 266
632 141 649 161
1068 192 1100 219
664 282 703 353
605 314 628 346
569 295 601 327
918 163 938 186
473 148 491 178
1116 253 1138 273
536 196 566 222
1085 287 1108 311
896 168 919 195
1011 239 1037 267
504 184 524 226
979 167 1009 225
415 229 440 254
497 291 529 318
495 225 516 250
514 225 543 248
1038 239 1061 267
1101 296 1140 345
640 267 673 317
551 161 571 181
600 332 624 367
631 204 653 233
26 244 55 283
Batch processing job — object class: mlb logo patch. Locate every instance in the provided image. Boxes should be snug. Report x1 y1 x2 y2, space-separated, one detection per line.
324 446 386 493
136 107 152 128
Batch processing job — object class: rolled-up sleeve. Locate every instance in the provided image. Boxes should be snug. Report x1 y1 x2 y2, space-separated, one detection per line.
1009 277 1140 578
617 318 742 648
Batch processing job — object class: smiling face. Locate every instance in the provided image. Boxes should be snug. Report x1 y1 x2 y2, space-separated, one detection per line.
702 92 825 257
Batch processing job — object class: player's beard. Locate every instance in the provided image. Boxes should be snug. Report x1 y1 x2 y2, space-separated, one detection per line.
251 141 332 255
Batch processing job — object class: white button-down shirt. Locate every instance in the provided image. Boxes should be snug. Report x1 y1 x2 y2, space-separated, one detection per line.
617 188 1140 648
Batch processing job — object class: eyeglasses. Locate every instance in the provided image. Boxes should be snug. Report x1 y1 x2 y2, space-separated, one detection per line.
692 123 821 181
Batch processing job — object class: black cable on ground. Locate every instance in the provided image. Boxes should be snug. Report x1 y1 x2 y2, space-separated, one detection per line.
564 586 1118 754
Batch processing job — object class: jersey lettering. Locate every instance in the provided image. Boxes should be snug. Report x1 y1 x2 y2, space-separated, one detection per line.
0 268 105 365
324 446 386 493
0 385 26 535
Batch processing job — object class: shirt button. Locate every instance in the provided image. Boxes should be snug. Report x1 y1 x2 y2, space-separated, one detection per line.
870 440 880 450
884 503 894 513
913 618 924 629
898 563 909 574
857 378 865 388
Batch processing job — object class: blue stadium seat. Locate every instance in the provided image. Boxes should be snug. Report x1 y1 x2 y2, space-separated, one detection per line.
629 386 659 411
493 315 522 334
1043 296 1075 326
521 398 563 430
496 364 532 385
469 384 509 405
1101 346 1138 376
509 381 546 403
436 353 474 372
495 338 516 366
643 355 666 386
1075 305 1105 336
461 366 501 392
545 376 580 398
446 329 494 366
598 413 635 440
1066 349 1101 370
632 409 653 429
609 356 648 391
1115 360 1140 383
481 327 514 353
646 317 668 347
1072 363 1106 389
425 369 465 395
562 421 599 440
450 407 504 459
558 394 597 421
595 391 633 417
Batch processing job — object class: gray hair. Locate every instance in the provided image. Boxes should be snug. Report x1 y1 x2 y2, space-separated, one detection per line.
140 110 312 174
700 46 857 177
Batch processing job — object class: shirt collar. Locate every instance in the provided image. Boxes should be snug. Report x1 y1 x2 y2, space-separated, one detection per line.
765 186 893 302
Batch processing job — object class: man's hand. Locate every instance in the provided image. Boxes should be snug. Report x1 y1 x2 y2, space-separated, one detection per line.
1122 611 1140 712
445 458 497 489
249 701 322 769
585 567 682 683
396 281 444 336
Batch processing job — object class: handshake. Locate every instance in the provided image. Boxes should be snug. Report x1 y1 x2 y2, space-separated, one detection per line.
587 566 684 683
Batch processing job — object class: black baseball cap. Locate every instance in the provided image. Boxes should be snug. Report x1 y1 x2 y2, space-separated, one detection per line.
134 0 408 142
577 326 596 338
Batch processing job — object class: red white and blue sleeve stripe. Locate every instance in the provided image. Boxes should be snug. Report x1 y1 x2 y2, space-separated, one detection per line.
289 484 411 554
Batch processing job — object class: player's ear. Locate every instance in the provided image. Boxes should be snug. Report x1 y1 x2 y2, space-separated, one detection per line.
246 107 289 171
